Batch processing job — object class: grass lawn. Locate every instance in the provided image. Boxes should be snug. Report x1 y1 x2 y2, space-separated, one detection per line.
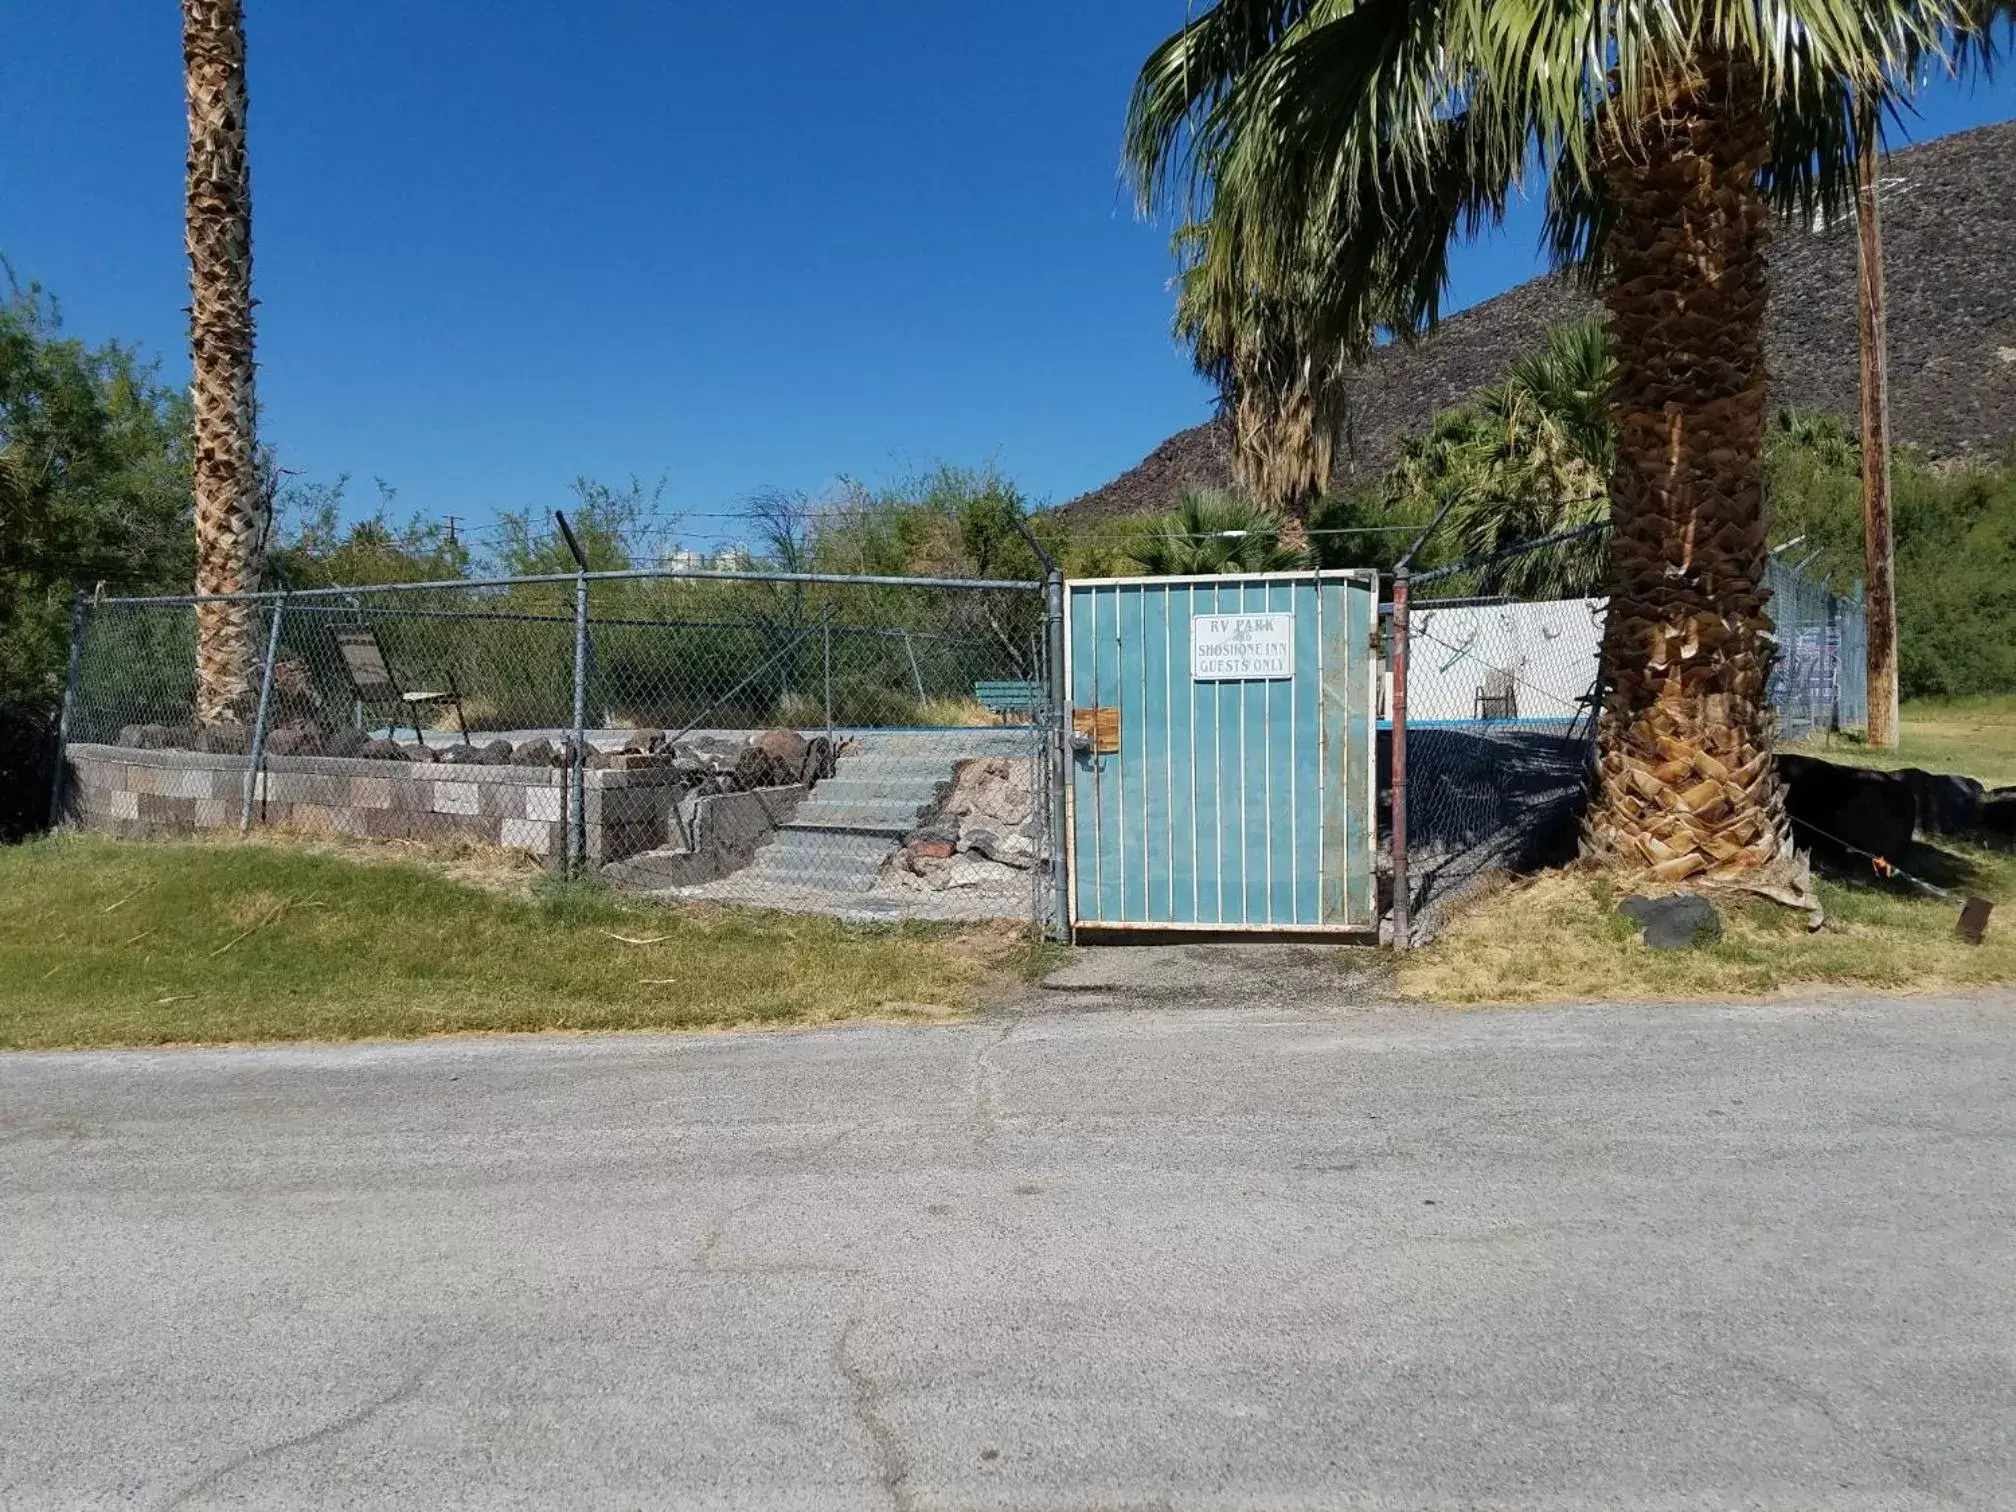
0 833 1027 1051
1397 841 2016 1005
1790 695 2016 787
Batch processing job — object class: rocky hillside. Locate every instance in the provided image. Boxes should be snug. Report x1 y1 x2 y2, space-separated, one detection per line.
1062 119 2016 524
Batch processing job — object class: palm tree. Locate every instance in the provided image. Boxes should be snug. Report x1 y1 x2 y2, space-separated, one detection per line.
1384 319 1614 595
1127 0 2000 888
1173 224 1365 533
183 0 262 725
1127 487 1308 576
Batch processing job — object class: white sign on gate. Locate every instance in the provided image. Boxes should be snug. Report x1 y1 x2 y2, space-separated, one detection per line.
1191 613 1295 679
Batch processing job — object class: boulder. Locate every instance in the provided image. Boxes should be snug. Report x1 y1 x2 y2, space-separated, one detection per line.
262 724 325 758
322 727 371 760
623 728 666 753
119 723 174 750
936 757 1035 830
1778 754 1916 868
1893 767 1984 837
739 728 812 788
1619 892 1723 950
401 742 438 763
479 740 515 765
966 827 1037 869
510 737 556 767
359 739 409 761
194 723 250 755
435 744 484 765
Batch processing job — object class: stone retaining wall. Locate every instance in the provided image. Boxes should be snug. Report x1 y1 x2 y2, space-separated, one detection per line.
61 743 692 864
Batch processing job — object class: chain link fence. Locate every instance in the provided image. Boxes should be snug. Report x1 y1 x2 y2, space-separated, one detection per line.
55 567 1059 934
1387 528 1871 943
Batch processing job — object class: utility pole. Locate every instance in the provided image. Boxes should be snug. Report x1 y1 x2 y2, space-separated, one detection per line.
1856 92 1900 748
443 515 460 547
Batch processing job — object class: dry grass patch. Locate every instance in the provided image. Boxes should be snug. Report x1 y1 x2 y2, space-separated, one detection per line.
1397 844 2016 1005
1790 695 2016 787
0 832 1019 1050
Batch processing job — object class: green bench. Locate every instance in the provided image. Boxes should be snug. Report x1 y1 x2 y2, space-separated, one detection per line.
972 680 1043 721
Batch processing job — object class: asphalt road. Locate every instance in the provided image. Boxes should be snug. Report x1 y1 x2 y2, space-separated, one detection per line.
3 990 2013 1509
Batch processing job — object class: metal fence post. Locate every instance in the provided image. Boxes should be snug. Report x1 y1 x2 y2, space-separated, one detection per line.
569 570 589 878
822 618 834 744
555 509 592 879
1045 568 1070 941
1389 566 1412 952
46 589 91 831
239 593 288 832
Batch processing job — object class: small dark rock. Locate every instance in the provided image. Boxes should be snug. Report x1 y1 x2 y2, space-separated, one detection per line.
1619 892 1723 950
359 739 409 761
510 737 556 767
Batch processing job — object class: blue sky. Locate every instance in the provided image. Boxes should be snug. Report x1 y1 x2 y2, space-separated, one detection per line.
4 2 2012 550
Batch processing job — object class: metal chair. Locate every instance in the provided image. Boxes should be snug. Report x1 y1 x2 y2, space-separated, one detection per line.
332 625 468 747
1475 667 1519 721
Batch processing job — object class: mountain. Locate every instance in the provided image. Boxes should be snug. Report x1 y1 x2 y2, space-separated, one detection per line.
1060 120 2016 524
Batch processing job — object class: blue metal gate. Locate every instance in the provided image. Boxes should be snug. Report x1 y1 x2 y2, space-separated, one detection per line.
1064 571 1379 934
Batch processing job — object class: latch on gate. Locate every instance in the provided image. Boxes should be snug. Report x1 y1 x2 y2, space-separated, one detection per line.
1071 706 1120 755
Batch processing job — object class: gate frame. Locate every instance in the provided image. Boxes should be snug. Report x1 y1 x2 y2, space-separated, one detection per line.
1059 568 1381 940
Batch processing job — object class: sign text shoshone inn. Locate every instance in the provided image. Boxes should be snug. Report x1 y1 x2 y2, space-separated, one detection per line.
1191 613 1295 679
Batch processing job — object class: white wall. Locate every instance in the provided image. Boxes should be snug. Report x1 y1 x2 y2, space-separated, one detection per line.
1397 598 1606 723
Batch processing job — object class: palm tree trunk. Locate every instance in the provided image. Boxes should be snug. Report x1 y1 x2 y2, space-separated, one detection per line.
184 0 262 725
1586 50 1797 886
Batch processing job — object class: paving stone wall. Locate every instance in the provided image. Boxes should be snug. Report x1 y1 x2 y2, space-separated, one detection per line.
60 743 688 865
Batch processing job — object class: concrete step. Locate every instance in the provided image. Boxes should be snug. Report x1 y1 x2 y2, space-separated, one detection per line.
788 801 932 834
741 829 896 891
807 777 947 806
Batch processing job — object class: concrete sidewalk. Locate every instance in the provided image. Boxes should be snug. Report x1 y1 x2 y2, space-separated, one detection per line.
4 992 2012 1508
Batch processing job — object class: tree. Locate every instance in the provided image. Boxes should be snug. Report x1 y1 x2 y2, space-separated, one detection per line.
184 0 262 725
0 278 193 710
1126 0 2002 889
1379 319 1614 596
1127 487 1306 575
1174 224 1361 532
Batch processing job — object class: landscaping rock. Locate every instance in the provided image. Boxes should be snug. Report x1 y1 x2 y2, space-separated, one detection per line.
965 826 1037 869
322 727 371 759
908 839 957 863
194 723 250 755
401 742 437 763
1894 767 1985 836
1779 754 1917 867
623 728 666 753
359 739 409 761
510 737 556 767
435 744 484 765
119 723 174 750
262 724 325 758
1619 892 1723 950
479 740 515 765
738 728 812 788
